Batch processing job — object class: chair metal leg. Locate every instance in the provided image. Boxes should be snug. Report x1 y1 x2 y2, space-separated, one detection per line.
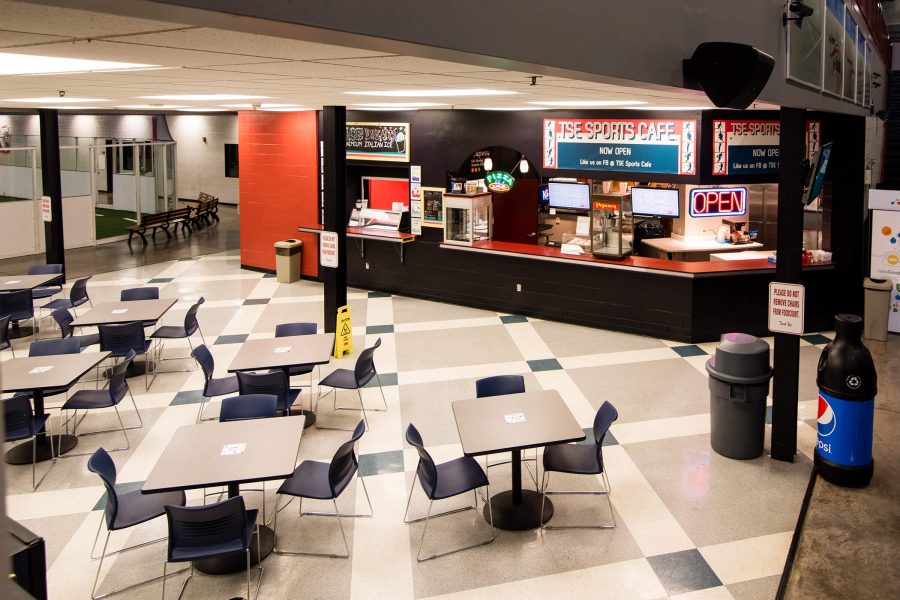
31 429 57 490
540 470 616 530
91 526 183 600
61 405 130 457
410 482 495 562
195 396 207 423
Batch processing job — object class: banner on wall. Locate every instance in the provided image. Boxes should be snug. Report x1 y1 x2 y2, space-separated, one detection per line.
824 0 845 96
855 30 866 105
346 122 410 162
543 118 696 175
843 8 857 101
786 0 824 89
711 120 822 176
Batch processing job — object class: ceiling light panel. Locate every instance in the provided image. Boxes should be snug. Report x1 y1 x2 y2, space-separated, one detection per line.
140 94 269 101
352 102 447 107
529 100 648 107
345 89 517 97
4 97 108 103
0 52 156 76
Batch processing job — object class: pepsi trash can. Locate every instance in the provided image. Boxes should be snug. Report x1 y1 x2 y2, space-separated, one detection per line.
706 333 773 459
814 314 876 487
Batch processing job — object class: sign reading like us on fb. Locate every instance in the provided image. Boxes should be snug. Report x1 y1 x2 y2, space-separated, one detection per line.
543 118 696 175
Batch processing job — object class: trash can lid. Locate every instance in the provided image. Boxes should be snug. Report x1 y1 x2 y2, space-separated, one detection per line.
863 277 892 291
706 332 772 384
274 239 302 248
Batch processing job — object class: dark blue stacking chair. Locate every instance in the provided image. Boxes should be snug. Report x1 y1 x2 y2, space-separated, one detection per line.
4 394 56 489
150 296 206 368
271 322 318 402
51 307 100 349
475 375 538 489
87 448 186 600
42 274 92 313
272 419 371 558
120 286 159 301
0 315 13 357
404 423 494 561
28 263 63 300
99 321 155 389
317 337 386 430
540 400 619 530
163 497 262 600
0 289 37 336
191 344 239 422
236 370 299 417
219 394 278 422
61 351 141 454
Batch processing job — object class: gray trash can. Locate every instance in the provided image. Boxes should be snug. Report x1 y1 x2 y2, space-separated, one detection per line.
705 333 773 459
863 277 892 341
274 239 302 283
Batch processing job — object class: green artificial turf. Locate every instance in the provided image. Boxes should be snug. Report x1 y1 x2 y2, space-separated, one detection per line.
0 195 30 202
94 206 137 239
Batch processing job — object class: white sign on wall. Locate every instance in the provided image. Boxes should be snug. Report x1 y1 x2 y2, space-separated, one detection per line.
41 195 52 222
320 231 338 268
768 282 805 335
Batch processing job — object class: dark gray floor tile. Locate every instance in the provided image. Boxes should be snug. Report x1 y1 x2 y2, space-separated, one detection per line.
500 314 528 324
366 372 398 386
171 390 203 405
801 333 831 345
358 450 404 476
147 277 174 283
528 358 562 372
672 344 708 357
367 290 391 298
214 334 248 345
647 549 722 596
243 298 270 305
366 324 394 334
93 481 146 511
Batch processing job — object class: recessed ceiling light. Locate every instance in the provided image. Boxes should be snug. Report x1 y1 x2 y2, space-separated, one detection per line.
44 106 102 110
218 103 302 109
345 89 517 97
118 104 188 109
140 94 269 101
0 52 155 75
625 106 710 111
352 102 448 107
474 107 548 111
528 100 648 107
175 108 232 112
260 107 311 112
5 97 108 104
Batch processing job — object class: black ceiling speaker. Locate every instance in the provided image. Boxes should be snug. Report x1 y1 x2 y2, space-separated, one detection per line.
683 42 775 110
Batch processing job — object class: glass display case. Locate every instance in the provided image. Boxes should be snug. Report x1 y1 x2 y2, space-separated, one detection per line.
443 193 492 246
591 193 633 259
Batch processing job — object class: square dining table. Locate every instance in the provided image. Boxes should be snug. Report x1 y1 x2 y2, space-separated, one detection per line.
71 298 176 327
142 415 305 574
1 351 111 463
227 333 334 428
0 273 61 292
451 389 585 530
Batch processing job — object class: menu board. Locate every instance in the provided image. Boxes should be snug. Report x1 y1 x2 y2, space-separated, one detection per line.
543 118 696 175
823 0 845 96
346 122 410 162
711 119 822 176
422 187 444 227
842 9 857 101
786 0 824 89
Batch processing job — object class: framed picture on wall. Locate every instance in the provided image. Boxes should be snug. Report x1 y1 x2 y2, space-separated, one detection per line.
346 122 410 162
422 187 444 227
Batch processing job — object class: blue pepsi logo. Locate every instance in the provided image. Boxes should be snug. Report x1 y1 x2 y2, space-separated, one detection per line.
817 394 837 437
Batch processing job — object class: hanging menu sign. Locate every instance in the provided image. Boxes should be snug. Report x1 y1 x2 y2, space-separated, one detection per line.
422 187 444 227
712 120 823 176
346 122 410 162
543 118 696 175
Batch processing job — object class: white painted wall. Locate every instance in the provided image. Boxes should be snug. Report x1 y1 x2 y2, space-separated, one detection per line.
0 200 36 259
0 165 93 198
113 173 158 214
865 115 885 187
167 114 240 205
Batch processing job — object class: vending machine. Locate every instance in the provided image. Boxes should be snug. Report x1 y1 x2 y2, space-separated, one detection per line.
868 190 900 333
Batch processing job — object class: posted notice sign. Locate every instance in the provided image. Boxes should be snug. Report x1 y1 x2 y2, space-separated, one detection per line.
768 282 805 335
41 195 52 222
543 118 696 175
320 231 338 268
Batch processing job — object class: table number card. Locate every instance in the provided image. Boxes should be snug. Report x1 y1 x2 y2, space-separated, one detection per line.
111 309 129 314
504 412 526 424
273 346 291 354
220 443 247 456
29 366 54 374
4 280 21 284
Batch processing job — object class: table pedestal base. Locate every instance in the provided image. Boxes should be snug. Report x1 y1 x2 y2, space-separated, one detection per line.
193 525 274 574
9 323 37 339
484 490 553 531
5 434 78 464
294 409 316 429
104 359 152 379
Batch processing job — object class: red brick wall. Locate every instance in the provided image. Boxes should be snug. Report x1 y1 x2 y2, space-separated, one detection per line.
238 111 319 275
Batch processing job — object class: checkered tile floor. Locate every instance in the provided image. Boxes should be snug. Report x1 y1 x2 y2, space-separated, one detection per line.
3 250 832 600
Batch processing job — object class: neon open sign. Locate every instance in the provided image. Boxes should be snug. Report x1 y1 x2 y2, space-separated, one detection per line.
689 187 748 218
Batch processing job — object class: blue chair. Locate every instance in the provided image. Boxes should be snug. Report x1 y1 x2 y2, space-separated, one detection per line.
0 315 12 357
404 423 494 561
317 337 387 430
0 289 37 336
219 394 278 422
236 370 300 417
61 351 141 454
87 448 186 600
120 287 159 301
271 322 319 410
272 420 371 558
475 375 537 489
28 263 63 300
41 275 92 325
51 307 100 349
163 497 262 600
150 296 206 368
99 321 156 390
540 401 618 530
4 394 56 489
191 344 239 422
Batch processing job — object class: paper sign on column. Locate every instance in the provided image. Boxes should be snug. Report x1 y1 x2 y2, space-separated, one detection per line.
768 282 805 334
41 196 52 222
320 230 339 268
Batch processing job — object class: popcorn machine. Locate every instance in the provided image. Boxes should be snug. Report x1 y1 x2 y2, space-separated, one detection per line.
591 193 633 259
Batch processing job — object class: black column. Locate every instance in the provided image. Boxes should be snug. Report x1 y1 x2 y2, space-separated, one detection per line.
39 109 65 273
771 107 805 462
322 106 347 334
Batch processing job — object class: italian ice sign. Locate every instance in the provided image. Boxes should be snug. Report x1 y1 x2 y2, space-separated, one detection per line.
543 118 696 175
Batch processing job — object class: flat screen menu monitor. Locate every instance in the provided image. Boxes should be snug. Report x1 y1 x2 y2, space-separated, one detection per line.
803 142 832 206
548 182 590 210
631 186 680 218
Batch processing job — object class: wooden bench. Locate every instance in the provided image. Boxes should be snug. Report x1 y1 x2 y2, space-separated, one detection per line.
127 212 172 244
180 192 221 228
167 207 193 234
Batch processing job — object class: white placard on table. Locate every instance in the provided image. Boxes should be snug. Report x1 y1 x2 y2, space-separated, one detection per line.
768 282 805 335
29 366 53 374
504 412 526 424
320 230 339 268
273 346 291 354
220 443 247 456
111 308 128 314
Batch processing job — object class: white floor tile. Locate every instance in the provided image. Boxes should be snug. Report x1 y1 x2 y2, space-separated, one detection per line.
699 531 793 584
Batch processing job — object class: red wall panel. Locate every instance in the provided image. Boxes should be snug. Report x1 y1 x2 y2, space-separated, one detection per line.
238 111 320 275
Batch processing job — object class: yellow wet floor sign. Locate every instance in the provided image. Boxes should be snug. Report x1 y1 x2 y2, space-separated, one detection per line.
334 304 353 358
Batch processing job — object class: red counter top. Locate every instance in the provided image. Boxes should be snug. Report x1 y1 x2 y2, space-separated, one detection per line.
441 240 832 278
